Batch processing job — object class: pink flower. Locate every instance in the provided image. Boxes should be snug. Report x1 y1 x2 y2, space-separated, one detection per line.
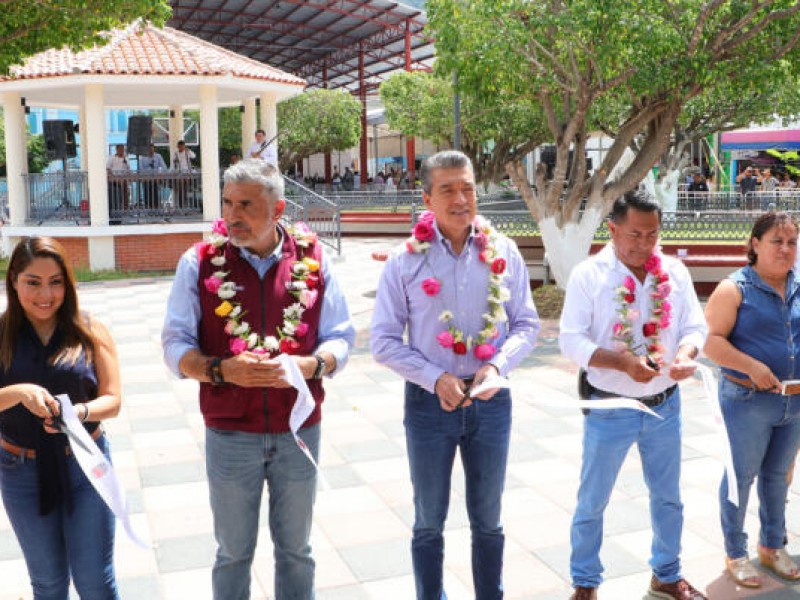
656 282 671 298
474 343 496 360
211 219 228 235
643 322 658 337
474 232 489 251
224 321 235 335
622 276 636 293
627 309 640 321
644 254 662 274
658 271 669 283
406 240 415 254
453 341 467 355
299 289 318 309
251 347 268 355
436 331 455 348
204 275 222 294
612 322 625 336
419 211 435 224
229 337 248 355
624 293 635 304
199 242 218 259
661 300 672 315
491 258 506 275
479 250 490 263
421 277 441 296
294 322 309 338
413 220 435 242
659 314 671 329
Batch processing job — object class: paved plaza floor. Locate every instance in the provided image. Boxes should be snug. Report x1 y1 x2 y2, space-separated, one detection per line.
0 235 799 599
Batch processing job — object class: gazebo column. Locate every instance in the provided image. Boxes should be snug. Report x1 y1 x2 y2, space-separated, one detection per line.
241 97 257 157
200 84 221 221
84 83 114 270
260 92 277 163
169 106 183 165
78 104 88 172
2 92 29 226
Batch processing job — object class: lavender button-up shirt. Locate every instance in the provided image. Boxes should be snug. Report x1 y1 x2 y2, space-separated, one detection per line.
370 223 540 393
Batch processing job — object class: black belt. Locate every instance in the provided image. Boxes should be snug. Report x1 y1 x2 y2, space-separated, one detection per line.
585 383 677 414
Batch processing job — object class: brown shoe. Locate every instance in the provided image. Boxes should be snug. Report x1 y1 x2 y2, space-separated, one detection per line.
569 586 597 600
648 575 707 600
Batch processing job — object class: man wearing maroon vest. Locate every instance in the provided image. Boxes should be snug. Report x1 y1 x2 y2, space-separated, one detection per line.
162 159 355 600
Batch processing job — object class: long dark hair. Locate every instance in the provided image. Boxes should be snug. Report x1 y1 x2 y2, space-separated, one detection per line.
747 212 799 265
0 237 95 371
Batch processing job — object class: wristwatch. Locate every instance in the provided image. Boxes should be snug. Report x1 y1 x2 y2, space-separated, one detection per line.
207 357 225 385
312 355 327 380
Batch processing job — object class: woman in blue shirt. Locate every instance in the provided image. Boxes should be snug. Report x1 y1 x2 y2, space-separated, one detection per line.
705 212 800 589
0 237 122 599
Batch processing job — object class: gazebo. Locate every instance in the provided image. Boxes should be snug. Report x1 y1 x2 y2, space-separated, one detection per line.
0 22 305 271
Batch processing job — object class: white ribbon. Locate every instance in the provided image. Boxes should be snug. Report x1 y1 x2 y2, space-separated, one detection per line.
470 374 664 419
56 395 151 548
693 364 739 507
275 354 318 469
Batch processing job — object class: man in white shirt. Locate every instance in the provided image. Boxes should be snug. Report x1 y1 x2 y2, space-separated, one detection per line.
248 129 278 168
559 189 708 600
171 140 196 209
106 144 129 212
140 144 167 209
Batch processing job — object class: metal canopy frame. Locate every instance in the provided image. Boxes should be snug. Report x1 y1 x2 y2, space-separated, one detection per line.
168 0 434 94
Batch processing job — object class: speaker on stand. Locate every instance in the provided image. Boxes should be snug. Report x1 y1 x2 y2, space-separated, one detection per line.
41 120 79 224
127 116 153 213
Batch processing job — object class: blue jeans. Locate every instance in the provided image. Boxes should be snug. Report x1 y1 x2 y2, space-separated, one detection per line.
0 435 118 600
205 424 320 600
571 387 683 588
718 378 800 557
404 382 511 600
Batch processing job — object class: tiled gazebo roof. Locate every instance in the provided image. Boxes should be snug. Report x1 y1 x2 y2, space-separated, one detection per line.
1 23 305 87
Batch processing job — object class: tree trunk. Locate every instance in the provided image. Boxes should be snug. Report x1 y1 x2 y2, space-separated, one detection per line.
539 199 606 289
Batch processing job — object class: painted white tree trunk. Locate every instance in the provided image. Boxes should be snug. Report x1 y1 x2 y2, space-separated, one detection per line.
539 203 605 289
653 169 681 213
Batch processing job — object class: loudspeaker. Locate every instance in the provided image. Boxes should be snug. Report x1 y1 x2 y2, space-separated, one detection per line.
127 115 153 156
43 120 77 160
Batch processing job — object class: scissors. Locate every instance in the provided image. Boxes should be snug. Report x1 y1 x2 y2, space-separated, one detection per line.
45 404 96 455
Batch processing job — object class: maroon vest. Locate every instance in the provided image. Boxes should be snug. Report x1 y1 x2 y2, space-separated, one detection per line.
196 230 325 433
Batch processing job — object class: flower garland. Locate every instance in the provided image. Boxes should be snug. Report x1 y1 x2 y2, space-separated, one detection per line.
200 219 320 356
612 253 672 366
407 210 510 361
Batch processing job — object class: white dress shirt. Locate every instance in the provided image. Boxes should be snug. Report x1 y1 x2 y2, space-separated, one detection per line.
248 140 278 166
106 154 129 172
172 148 196 172
559 243 707 397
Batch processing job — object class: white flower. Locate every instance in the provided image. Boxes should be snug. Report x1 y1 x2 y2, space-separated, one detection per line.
293 262 310 275
438 310 453 322
283 303 304 320
209 233 227 247
283 321 296 336
247 333 258 348
234 321 250 336
494 306 508 322
495 285 511 302
263 336 280 352
218 282 237 300
408 239 431 253
229 305 242 319
211 255 226 267
466 335 474 349
287 280 307 291
213 270 227 279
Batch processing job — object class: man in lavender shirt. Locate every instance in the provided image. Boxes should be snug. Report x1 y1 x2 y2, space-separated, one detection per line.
371 150 539 600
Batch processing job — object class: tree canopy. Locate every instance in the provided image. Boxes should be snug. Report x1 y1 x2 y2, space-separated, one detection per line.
427 0 800 286
277 89 362 171
0 1 171 75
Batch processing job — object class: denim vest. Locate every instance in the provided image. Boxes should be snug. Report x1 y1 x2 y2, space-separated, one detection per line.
723 265 800 381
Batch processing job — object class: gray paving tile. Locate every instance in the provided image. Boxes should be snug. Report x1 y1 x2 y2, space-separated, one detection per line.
316 584 371 600
139 461 206 487
321 464 365 489
0 530 21 560
118 575 161 598
129 415 190 433
338 538 412 581
155 534 215 573
335 439 404 462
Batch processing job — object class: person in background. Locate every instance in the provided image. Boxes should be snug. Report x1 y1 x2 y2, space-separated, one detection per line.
687 172 709 212
559 189 708 600
171 141 196 209
139 144 167 210
106 144 129 212
371 150 539 600
704 212 800 589
162 159 355 600
0 236 122 599
248 129 278 167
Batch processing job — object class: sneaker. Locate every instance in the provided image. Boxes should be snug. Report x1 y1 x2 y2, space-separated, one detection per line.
569 586 597 600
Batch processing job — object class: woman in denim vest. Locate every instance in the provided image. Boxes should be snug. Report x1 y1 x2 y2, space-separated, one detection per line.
0 237 122 599
705 212 800 588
